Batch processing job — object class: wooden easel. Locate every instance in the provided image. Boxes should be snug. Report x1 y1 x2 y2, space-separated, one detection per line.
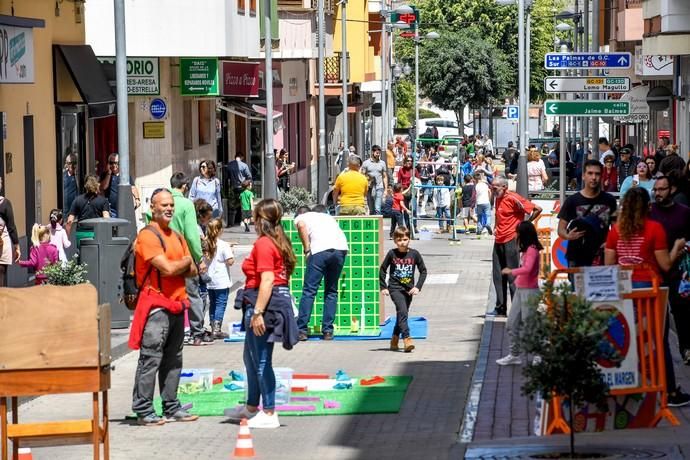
0 285 111 460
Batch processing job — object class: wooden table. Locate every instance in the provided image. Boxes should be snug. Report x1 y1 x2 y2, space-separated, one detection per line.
0 285 112 460
0 366 110 460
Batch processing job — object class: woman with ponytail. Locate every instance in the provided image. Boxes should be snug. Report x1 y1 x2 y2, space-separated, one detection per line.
48 209 71 262
224 199 298 429
203 218 235 339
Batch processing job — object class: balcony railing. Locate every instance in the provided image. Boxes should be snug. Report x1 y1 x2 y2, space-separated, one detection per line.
325 52 351 83
624 0 642 8
310 0 335 14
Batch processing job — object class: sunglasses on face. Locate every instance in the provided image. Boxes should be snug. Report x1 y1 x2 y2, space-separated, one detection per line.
652 187 670 192
109 161 119 165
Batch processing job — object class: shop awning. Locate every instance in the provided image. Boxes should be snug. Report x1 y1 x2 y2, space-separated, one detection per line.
218 100 283 134
54 45 116 119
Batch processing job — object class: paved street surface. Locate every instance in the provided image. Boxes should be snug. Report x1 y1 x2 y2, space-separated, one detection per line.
12 229 492 460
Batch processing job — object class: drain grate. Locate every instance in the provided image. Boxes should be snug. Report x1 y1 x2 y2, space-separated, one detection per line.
464 446 680 459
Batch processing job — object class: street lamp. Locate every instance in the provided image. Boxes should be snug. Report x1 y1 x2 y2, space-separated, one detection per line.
403 63 412 76
495 0 530 197
413 29 439 148
555 22 572 32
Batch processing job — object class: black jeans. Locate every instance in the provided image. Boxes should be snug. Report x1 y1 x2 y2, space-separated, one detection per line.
492 239 520 310
132 310 185 417
668 279 690 355
390 289 413 339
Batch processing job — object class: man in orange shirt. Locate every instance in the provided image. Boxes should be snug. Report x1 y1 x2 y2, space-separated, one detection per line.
490 176 542 316
131 189 199 426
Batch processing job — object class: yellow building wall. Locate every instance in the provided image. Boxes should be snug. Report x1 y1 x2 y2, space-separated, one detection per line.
333 0 375 83
0 0 85 236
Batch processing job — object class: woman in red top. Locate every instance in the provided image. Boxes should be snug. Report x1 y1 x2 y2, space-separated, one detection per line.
602 155 618 192
225 199 297 429
605 187 685 283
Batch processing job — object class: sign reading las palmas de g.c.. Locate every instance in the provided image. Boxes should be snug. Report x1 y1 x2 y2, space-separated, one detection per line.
544 100 630 116
98 57 159 95
180 58 219 96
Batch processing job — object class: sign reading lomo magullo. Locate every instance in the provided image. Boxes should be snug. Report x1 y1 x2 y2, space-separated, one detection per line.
180 58 219 96
98 57 160 95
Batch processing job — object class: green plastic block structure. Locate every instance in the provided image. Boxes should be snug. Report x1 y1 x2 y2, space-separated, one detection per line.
282 216 383 336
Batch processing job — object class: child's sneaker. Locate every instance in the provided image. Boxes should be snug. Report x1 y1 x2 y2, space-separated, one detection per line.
496 354 522 366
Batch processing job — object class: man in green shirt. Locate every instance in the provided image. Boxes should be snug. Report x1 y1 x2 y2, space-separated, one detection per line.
146 173 212 345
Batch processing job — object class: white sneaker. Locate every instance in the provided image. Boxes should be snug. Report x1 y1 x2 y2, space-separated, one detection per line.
247 410 280 429
496 354 522 366
223 405 258 422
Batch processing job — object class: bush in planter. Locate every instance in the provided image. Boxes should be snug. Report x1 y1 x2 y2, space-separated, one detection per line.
518 283 617 458
279 187 315 216
39 256 88 286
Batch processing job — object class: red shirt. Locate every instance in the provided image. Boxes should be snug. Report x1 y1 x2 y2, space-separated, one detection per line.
605 219 667 282
396 167 419 189
494 192 536 244
242 236 289 289
392 192 404 211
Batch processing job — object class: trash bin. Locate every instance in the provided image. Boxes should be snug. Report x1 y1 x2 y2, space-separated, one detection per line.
78 218 131 328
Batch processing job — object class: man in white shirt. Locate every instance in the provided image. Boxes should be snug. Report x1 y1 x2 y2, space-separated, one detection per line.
474 172 493 236
294 205 349 341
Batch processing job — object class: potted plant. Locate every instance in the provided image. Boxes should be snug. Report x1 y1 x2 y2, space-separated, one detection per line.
39 256 89 286
518 283 617 458
279 187 315 215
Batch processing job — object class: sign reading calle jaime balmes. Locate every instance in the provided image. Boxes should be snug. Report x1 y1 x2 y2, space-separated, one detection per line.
0 25 35 83
544 100 630 117
180 58 219 96
98 57 160 95
544 76 630 94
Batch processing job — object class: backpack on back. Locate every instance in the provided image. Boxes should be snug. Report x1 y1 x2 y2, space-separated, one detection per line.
120 226 164 310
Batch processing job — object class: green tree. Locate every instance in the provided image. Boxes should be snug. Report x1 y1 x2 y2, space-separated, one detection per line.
402 0 563 102
394 78 415 128
416 30 509 129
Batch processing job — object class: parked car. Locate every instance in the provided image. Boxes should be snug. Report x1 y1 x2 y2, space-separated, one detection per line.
438 135 462 159
417 118 462 138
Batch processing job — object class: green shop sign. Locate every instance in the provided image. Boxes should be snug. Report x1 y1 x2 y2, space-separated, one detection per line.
180 58 219 96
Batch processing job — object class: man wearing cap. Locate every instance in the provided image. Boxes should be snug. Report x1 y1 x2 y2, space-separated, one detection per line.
616 146 637 189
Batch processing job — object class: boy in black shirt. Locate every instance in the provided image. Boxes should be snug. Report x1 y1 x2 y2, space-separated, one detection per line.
380 226 427 352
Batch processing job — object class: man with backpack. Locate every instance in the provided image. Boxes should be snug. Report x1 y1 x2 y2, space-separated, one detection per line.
129 188 199 425
557 159 617 268
144 173 210 345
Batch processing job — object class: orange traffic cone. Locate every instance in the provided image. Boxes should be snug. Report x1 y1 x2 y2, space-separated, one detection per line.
233 418 256 458
18 448 33 460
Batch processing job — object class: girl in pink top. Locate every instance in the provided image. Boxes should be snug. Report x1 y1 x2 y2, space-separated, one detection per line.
19 224 59 285
496 221 543 366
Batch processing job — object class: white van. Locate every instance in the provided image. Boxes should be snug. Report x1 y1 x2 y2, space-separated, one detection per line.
417 118 462 138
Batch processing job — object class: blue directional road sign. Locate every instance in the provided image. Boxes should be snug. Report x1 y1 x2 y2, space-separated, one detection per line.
544 52 632 70
506 105 519 120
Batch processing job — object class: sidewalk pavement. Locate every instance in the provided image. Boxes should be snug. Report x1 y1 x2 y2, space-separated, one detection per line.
10 228 493 460
462 281 690 459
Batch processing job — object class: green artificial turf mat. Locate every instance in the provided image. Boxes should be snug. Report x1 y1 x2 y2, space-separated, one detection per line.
154 376 412 416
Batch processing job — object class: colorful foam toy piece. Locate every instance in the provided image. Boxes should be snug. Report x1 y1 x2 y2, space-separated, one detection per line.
360 376 386 386
335 370 351 382
229 370 245 381
332 382 353 390
324 400 341 409
224 382 244 391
